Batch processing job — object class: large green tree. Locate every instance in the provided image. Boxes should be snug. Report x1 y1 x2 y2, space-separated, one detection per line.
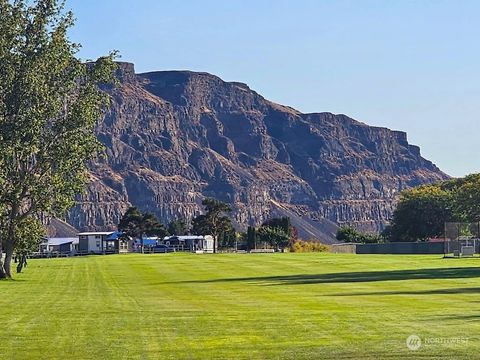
452 174 480 222
385 174 480 241
167 218 188 236
118 206 144 239
262 217 292 236
261 217 299 245
0 0 116 277
387 185 453 241
257 226 290 251
191 198 233 253
142 213 168 238
118 207 168 252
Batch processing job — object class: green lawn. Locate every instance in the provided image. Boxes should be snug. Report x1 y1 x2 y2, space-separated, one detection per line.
1 253 480 359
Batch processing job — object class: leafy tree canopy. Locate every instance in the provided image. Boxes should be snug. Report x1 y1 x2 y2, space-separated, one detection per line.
336 226 383 244
257 226 290 250
11 217 46 273
167 218 188 236
385 174 480 242
191 198 233 253
387 185 453 241
0 0 117 278
452 175 480 222
118 207 168 239
262 217 292 236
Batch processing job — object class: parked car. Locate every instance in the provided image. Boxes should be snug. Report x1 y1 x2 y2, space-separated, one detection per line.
152 244 175 253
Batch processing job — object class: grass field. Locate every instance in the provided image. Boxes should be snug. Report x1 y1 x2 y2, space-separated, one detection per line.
1 253 480 359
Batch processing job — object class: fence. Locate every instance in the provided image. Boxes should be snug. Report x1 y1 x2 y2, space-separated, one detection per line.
356 242 445 255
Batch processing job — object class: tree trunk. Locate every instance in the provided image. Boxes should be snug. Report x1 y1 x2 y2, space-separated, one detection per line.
16 258 23 273
3 241 13 278
3 210 18 279
16 254 27 273
0 240 6 279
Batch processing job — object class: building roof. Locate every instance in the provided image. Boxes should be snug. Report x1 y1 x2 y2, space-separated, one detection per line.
77 232 114 236
106 231 124 240
47 237 79 246
134 238 157 246
166 235 211 240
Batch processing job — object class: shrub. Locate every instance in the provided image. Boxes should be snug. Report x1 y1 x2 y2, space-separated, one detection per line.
336 226 384 243
290 240 330 253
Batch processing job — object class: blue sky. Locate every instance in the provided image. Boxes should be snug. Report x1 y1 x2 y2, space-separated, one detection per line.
68 0 479 177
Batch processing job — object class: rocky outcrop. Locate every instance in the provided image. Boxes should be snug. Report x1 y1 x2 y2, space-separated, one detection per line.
66 62 448 243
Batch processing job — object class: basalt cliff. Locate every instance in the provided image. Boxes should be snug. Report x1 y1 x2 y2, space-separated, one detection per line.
65 62 448 243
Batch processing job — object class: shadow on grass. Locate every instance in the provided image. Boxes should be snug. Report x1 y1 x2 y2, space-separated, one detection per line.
328 287 480 296
168 267 480 285
437 314 480 320
0 278 26 283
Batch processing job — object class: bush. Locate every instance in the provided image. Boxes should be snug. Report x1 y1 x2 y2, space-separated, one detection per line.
257 226 290 250
290 240 330 253
336 226 383 243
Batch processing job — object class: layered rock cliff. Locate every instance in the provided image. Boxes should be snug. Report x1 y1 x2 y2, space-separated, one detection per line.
66 62 448 243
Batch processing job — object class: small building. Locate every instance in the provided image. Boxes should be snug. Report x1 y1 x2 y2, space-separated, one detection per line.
78 232 117 254
133 236 159 252
40 237 79 254
162 235 214 253
107 231 134 253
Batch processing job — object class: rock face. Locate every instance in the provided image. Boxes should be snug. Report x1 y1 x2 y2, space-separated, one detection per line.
66 62 448 243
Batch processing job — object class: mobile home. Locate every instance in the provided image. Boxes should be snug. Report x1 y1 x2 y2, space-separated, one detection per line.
162 235 214 253
78 232 117 254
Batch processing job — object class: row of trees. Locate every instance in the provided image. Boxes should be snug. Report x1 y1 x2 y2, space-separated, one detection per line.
336 174 480 243
119 207 175 240
118 198 234 253
183 174 480 247
118 199 301 253
384 174 480 241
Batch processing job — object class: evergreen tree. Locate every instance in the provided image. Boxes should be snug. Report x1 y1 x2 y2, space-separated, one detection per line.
191 198 233 253
118 207 167 252
167 218 188 235
246 226 257 250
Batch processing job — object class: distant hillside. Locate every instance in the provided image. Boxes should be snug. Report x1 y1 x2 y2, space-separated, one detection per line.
65 62 448 243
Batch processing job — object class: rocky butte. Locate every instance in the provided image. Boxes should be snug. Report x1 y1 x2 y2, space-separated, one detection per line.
62 62 448 243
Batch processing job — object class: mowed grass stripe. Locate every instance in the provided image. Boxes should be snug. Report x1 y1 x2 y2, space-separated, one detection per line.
1 253 480 359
